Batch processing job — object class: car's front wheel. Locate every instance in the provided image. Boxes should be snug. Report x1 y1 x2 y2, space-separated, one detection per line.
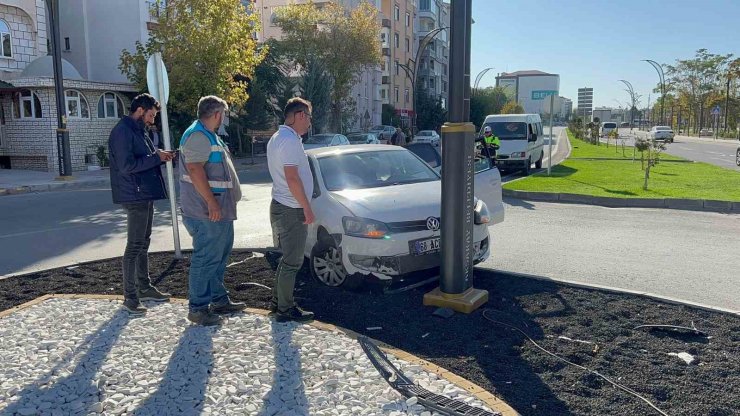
736 149 740 166
310 242 362 289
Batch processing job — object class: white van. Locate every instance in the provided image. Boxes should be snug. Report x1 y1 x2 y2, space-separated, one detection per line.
601 122 617 137
480 114 544 175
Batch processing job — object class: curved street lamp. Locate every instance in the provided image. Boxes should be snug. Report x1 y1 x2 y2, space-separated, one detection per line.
473 67 494 92
619 79 637 127
643 59 665 125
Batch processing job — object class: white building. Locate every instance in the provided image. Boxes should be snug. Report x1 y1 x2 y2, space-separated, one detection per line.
415 0 449 109
0 1 136 172
577 87 593 120
495 70 560 116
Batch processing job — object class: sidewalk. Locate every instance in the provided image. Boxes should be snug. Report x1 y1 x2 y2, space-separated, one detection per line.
0 156 265 196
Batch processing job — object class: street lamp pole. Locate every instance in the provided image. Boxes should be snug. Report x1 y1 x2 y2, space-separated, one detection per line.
46 0 72 177
473 67 494 92
643 59 665 125
619 79 636 129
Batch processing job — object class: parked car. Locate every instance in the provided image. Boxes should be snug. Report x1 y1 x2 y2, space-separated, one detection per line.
347 132 380 145
736 145 740 166
699 128 713 137
304 133 350 150
600 122 617 137
368 125 397 144
650 126 675 143
620 122 630 128
480 113 544 175
304 144 504 288
414 130 441 146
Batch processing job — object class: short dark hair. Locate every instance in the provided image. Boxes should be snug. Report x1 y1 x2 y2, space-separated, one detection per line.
130 93 161 114
283 97 312 120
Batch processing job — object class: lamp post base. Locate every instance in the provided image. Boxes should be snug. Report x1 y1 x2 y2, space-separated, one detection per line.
423 286 488 314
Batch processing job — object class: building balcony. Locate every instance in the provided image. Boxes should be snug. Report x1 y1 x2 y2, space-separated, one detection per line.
382 18 391 28
382 48 390 57
418 9 436 21
382 76 390 85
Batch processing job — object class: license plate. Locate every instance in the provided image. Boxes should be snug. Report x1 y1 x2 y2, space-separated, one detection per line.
413 237 440 255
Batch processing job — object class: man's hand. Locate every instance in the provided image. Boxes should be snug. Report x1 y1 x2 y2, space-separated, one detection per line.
303 205 315 225
207 199 222 222
157 150 175 162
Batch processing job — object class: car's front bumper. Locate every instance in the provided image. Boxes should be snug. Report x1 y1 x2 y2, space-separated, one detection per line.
496 157 528 170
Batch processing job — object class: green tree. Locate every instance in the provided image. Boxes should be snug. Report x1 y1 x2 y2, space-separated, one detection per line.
238 43 289 132
501 101 525 114
300 58 332 133
470 86 508 129
415 89 447 132
274 1 381 132
119 0 264 133
382 104 399 126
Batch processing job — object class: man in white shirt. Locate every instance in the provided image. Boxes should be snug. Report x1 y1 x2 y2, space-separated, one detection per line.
267 97 315 323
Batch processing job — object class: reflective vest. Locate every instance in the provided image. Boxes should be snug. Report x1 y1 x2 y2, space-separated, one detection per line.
179 120 234 193
484 133 500 147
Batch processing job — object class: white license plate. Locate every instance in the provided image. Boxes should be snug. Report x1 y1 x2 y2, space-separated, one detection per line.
414 237 440 255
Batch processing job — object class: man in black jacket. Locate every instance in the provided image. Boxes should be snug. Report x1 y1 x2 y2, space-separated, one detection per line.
109 93 175 315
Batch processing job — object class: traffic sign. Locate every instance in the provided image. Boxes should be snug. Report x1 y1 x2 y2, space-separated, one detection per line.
532 90 558 100
146 53 170 105
711 105 721 116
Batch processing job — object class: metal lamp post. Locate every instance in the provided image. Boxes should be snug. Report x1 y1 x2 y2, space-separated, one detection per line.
619 79 637 129
473 67 494 92
643 60 665 125
46 0 72 177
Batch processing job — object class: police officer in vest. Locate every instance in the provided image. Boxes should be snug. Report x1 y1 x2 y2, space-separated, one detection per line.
483 125 501 156
179 96 245 326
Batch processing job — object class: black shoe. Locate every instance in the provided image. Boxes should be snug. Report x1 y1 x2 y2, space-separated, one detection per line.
210 299 247 315
187 310 223 326
138 287 171 302
275 306 314 323
123 299 147 316
268 300 278 315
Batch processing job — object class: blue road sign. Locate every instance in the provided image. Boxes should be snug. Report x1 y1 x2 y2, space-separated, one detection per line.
711 105 721 116
532 90 558 100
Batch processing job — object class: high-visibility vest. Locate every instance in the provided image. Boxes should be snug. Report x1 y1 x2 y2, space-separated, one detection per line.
179 120 234 193
484 134 500 147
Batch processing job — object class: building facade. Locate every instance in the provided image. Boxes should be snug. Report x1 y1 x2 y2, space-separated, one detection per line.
380 0 415 129
577 87 593 120
0 0 136 172
415 0 448 109
495 70 560 116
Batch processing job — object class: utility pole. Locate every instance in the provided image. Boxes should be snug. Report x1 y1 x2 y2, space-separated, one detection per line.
47 0 72 177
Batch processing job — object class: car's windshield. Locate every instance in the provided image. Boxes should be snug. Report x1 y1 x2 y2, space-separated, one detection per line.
347 134 369 143
483 122 527 140
370 125 384 131
656 126 671 131
603 123 617 128
418 131 433 136
318 150 439 191
305 134 334 144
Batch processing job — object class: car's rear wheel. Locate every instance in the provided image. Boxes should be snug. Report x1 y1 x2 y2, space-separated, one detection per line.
535 152 543 169
736 149 740 166
310 242 362 289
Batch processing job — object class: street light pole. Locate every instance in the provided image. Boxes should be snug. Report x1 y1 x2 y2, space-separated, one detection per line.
619 79 636 129
46 0 72 177
643 59 665 125
473 67 493 93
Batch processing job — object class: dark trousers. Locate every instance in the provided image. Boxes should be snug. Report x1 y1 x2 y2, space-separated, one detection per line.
122 201 155 300
270 200 308 312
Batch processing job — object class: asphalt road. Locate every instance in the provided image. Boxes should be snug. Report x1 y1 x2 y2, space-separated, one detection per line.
1 138 737 311
610 130 740 171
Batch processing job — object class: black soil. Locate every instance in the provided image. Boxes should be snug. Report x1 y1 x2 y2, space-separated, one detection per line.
1 252 738 416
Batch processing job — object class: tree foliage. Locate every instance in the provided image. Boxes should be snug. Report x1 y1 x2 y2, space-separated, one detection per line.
501 101 525 114
300 58 332 133
119 0 264 132
416 89 447 132
274 1 381 132
470 86 508 129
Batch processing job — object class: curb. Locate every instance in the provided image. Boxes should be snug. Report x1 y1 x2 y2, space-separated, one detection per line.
0 294 520 416
485 269 740 317
0 178 111 196
502 189 740 213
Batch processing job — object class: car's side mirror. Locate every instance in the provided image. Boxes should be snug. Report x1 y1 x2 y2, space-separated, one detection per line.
529 134 538 142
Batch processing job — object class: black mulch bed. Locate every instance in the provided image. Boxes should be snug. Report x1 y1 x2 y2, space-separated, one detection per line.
1 252 739 416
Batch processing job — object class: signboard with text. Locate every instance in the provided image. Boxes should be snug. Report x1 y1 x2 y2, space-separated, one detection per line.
532 90 558 100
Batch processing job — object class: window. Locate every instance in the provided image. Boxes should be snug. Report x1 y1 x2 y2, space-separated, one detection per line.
380 88 387 100
405 38 410 53
405 88 409 103
429 79 435 90
64 37 70 51
97 92 126 119
14 90 42 119
65 90 89 119
380 32 388 47
395 60 399 75
405 12 410 27
395 87 399 103
419 0 431 11
394 5 400 21
0 19 12 57
394 32 399 48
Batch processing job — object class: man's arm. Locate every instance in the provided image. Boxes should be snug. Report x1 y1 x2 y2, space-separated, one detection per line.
110 128 170 174
284 165 314 224
186 163 222 222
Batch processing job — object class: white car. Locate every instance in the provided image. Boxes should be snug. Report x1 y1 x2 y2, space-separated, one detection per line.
600 122 617 138
303 145 505 288
368 125 397 144
414 130 441 146
304 133 350 150
650 126 675 143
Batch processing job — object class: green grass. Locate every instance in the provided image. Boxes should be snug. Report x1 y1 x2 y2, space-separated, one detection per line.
503 130 740 201
567 129 682 160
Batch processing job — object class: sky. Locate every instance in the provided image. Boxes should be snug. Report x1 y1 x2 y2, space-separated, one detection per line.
469 0 740 109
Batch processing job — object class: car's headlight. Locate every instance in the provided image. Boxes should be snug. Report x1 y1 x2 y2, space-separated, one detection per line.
342 217 390 239
474 200 491 224
510 152 526 158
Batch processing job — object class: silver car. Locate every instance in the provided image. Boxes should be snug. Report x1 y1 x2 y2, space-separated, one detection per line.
650 126 674 143
414 130 441 146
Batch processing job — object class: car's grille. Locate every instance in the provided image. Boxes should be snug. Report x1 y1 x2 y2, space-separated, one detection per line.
387 220 432 233
497 155 509 159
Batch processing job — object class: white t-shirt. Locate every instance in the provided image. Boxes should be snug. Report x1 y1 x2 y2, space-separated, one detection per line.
267 125 314 208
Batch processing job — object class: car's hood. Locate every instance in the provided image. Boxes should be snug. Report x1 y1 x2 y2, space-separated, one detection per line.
498 139 527 156
330 181 442 222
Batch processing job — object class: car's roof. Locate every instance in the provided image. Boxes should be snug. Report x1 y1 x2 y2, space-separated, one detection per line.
306 144 401 157
654 125 671 129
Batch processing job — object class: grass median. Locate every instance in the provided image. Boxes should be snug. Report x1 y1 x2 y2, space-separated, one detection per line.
503 130 740 201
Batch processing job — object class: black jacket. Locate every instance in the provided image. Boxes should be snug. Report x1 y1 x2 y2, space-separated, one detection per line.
108 116 167 204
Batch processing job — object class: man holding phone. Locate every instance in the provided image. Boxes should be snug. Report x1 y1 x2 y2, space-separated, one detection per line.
109 93 175 315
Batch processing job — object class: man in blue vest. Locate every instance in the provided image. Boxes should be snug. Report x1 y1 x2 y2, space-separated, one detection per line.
179 96 244 326
109 93 174 316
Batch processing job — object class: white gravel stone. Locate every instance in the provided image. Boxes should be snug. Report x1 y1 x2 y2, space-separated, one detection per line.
0 298 495 415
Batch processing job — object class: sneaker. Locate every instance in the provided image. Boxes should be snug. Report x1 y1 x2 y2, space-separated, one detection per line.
138 287 171 302
267 299 279 315
275 306 314 323
123 299 147 316
187 310 223 326
210 299 247 315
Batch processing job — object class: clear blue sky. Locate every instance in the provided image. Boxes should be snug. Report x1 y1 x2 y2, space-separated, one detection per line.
470 0 740 109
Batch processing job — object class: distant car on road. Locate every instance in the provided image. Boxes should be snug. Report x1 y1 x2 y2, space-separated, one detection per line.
304 133 350 150
699 128 713 137
620 122 630 128
414 130 441 146
368 125 397 144
347 132 380 145
600 122 617 137
650 126 675 143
